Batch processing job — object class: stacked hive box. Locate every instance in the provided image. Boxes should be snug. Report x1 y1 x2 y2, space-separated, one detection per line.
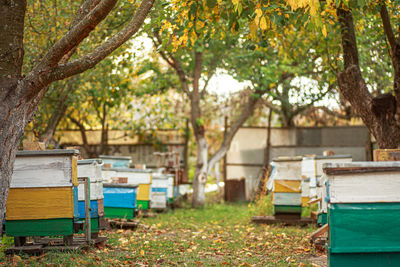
77 159 105 236
271 157 302 217
150 174 170 209
315 155 352 226
103 168 152 210
5 150 79 244
324 162 400 266
103 183 138 219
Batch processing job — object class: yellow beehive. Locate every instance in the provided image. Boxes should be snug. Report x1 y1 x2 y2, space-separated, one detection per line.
137 184 151 201
6 187 74 220
274 180 301 193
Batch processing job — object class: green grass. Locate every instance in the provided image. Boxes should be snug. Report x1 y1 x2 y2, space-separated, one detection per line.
0 199 323 266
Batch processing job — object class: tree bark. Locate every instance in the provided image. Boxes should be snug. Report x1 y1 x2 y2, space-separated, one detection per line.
336 7 400 148
0 0 154 226
0 0 27 228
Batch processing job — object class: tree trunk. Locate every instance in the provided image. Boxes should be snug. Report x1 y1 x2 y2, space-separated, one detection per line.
0 0 27 226
336 7 400 148
192 135 208 207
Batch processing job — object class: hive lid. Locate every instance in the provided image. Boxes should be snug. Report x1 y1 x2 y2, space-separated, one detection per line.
102 167 152 173
323 161 400 175
78 159 103 165
99 155 131 160
272 156 303 162
16 149 79 156
103 183 138 188
314 154 352 160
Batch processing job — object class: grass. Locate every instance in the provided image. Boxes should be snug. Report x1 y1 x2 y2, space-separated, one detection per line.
0 197 324 266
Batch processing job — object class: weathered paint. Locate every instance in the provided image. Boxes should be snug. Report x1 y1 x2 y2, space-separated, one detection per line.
150 192 167 209
270 157 302 180
104 207 135 219
78 200 99 218
11 156 74 188
274 205 302 214
5 218 74 236
71 156 78 186
274 180 301 193
327 171 400 203
103 186 136 209
328 203 400 252
137 184 151 201
78 181 103 200
77 159 103 182
97 198 104 216
136 200 150 210
6 187 74 220
314 155 352 177
272 192 301 206
373 149 400 162
110 168 152 184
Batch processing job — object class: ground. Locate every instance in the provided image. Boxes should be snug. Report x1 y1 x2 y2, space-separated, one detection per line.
0 198 326 266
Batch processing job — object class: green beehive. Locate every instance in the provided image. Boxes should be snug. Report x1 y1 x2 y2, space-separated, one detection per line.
324 162 400 267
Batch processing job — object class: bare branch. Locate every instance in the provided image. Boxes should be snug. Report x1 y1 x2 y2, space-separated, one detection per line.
380 4 396 49
49 0 155 82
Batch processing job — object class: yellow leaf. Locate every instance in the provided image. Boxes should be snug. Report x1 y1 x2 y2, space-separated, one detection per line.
322 25 327 37
255 8 262 19
260 16 267 30
140 250 145 256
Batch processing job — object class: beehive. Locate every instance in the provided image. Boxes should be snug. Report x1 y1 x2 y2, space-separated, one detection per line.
324 162 400 266
99 155 131 168
301 155 352 225
103 183 138 219
77 159 105 234
150 176 169 209
103 168 152 210
270 157 302 216
5 150 79 237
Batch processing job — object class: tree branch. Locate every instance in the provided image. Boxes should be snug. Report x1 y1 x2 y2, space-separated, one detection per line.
337 7 360 69
380 4 396 49
48 0 155 82
207 88 265 172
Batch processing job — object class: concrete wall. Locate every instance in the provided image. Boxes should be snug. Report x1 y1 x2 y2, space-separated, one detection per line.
226 126 371 200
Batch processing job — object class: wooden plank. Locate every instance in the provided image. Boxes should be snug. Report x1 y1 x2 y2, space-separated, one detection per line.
78 181 103 200
374 149 400 161
77 161 103 182
323 162 400 175
271 160 302 180
272 192 301 206
328 172 400 203
5 218 73 236
11 156 73 188
106 219 139 229
6 187 74 220
104 207 135 219
150 192 167 209
315 156 352 176
274 180 301 193
137 184 151 201
310 223 329 241
97 198 104 216
71 156 78 186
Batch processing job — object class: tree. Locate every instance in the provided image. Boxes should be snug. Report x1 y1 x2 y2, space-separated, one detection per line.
226 21 338 127
0 0 154 226
285 1 400 148
149 0 268 207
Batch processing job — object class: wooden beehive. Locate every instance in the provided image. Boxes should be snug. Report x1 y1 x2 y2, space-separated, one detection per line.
270 157 302 216
150 176 169 209
323 162 400 266
77 159 105 234
99 155 131 168
103 183 138 219
6 149 79 237
103 168 152 210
